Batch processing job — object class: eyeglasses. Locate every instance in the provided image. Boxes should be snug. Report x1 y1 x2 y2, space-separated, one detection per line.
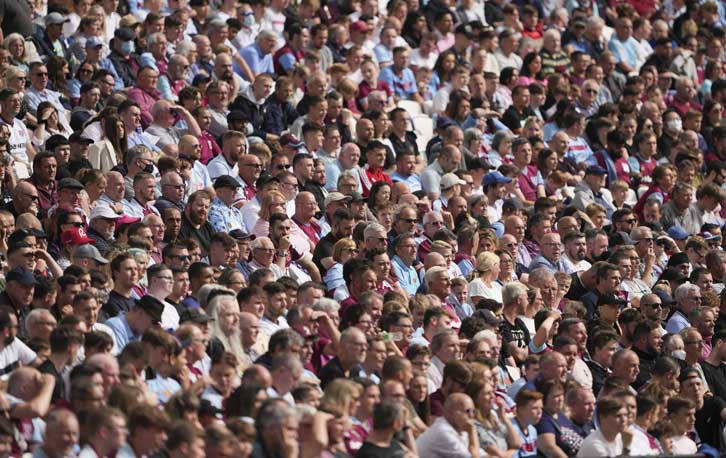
242 163 262 168
399 218 417 223
621 218 637 224
275 164 291 169
34 72 48 77
642 302 662 309
585 89 598 94
68 222 84 228
169 254 191 261
79 68 93 74
23 193 39 201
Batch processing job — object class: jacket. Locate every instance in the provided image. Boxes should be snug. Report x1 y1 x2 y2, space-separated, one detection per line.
229 87 268 139
263 96 298 135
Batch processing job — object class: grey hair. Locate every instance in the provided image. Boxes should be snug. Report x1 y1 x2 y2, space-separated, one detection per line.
175 40 196 57
364 222 387 239
464 128 483 147
502 281 528 306
147 32 166 45
313 297 340 315
25 308 53 333
424 266 448 286
674 282 699 303
257 399 300 430
257 29 278 42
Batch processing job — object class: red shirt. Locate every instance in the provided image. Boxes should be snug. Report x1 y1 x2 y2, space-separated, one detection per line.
360 166 392 197
199 130 221 165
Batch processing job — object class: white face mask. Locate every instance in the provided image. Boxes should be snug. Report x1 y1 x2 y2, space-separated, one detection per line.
671 350 686 360
666 118 682 132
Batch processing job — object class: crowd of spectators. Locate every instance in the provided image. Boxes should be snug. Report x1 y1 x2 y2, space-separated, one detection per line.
1 0 726 457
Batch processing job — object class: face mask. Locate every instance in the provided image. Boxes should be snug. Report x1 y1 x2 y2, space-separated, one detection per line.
671 350 686 360
666 119 682 132
143 163 154 174
243 13 255 27
120 41 135 55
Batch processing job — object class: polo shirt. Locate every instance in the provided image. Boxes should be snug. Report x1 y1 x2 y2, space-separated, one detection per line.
391 255 419 297
239 43 274 79
379 66 418 100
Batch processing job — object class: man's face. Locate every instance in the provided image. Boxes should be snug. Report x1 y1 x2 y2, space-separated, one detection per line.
187 196 211 224
429 272 451 298
136 178 156 202
30 66 49 90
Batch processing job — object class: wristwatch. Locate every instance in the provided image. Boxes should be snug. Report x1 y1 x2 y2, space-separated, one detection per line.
277 250 288 257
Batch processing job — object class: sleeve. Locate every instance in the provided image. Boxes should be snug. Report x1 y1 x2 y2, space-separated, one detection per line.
278 53 296 72
467 279 486 298
157 75 174 101
16 341 37 365
535 416 558 436
421 169 439 194
378 69 394 91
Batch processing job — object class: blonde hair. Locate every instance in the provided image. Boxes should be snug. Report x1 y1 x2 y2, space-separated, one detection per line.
332 238 357 262
258 190 286 221
319 379 362 414
476 251 500 274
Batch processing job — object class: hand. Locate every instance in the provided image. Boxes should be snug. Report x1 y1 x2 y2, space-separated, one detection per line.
621 429 634 448
278 235 291 251
442 211 453 229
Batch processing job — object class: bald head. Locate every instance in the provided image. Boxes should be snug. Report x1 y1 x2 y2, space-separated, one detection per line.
423 252 446 270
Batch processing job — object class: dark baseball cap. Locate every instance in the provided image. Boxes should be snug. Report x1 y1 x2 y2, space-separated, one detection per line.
179 307 214 324
69 132 93 145
58 178 84 191
136 296 165 324
214 175 241 189
6 267 38 286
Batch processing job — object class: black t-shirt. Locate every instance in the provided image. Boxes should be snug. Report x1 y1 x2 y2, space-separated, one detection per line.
702 361 726 402
357 441 405 458
102 290 136 320
312 231 339 275
500 316 530 350
0 0 33 38
37 359 64 403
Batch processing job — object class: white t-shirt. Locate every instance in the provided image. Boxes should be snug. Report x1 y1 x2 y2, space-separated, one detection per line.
468 277 503 304
577 430 623 457
2 117 31 178
410 48 438 70
671 435 697 455
0 339 37 379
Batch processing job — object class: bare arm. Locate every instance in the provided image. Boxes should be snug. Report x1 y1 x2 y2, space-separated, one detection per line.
178 107 201 137
536 433 568 458
10 373 55 419
298 253 322 283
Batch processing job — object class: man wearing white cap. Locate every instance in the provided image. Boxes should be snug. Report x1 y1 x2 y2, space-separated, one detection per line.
86 206 122 256
32 12 70 62
318 192 352 237
435 173 465 212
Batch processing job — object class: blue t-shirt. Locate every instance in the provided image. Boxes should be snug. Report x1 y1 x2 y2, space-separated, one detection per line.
536 411 585 456
513 419 538 458
379 66 418 100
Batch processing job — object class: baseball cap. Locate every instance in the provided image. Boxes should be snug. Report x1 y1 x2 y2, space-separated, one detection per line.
214 175 241 189
659 268 688 284
348 192 365 203
256 174 279 189
69 132 93 145
192 74 211 86
455 23 474 38
114 27 135 42
85 37 104 49
280 133 304 148
701 231 722 242
136 296 164 324
45 134 69 152
119 14 139 28
666 226 689 241
45 12 69 25
502 198 524 211
654 290 676 307
179 308 214 324
585 165 608 176
351 20 370 33
61 227 94 246
90 206 122 221
58 178 84 191
441 173 465 190
598 293 626 308
436 117 454 130
116 215 141 228
72 244 109 264
229 229 256 241
5 267 38 286
324 192 352 207
482 171 512 187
